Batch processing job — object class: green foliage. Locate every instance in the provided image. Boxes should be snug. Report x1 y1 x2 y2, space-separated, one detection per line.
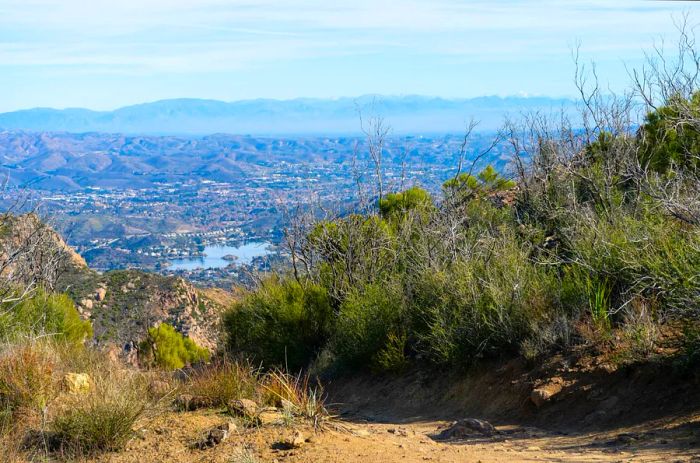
567 213 700 317
332 282 405 369
478 164 517 190
410 233 561 366
373 331 409 373
310 215 396 303
639 92 700 173
586 277 612 332
443 164 515 198
0 289 92 345
223 278 332 370
379 186 432 218
140 323 209 370
585 131 616 163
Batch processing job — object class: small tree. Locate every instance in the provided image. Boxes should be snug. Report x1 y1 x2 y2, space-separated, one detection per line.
140 323 209 370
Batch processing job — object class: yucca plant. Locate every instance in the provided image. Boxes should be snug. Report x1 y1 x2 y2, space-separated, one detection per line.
586 277 611 332
261 370 328 429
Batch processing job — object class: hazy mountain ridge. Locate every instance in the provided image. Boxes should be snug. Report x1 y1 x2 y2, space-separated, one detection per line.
0 130 506 191
0 95 575 135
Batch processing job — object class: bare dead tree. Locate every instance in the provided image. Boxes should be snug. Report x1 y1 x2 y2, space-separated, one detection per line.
359 111 391 209
630 15 700 226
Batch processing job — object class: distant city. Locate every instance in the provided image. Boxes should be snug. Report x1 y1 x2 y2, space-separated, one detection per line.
1 130 510 287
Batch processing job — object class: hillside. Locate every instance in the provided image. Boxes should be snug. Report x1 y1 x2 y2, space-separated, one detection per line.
1 213 231 363
58 268 229 361
0 130 506 191
0 96 575 135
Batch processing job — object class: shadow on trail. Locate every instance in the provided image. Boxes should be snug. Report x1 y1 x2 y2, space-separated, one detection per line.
322 355 700 458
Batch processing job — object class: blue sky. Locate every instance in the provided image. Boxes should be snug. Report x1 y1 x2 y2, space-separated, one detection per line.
0 0 696 112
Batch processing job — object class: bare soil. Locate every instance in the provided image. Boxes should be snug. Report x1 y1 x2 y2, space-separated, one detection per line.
92 352 700 462
91 408 699 463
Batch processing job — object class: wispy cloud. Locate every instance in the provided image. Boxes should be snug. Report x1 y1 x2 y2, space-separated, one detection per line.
0 0 695 110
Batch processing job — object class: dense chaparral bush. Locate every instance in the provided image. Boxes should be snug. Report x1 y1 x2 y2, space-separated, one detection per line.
223 49 700 371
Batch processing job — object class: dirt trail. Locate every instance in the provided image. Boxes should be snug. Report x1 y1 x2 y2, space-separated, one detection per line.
94 354 700 462
95 408 700 462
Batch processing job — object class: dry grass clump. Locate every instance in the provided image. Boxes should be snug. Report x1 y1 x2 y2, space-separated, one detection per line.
0 340 57 433
229 446 259 463
0 339 161 459
181 359 259 409
261 370 329 427
178 359 330 428
49 367 153 456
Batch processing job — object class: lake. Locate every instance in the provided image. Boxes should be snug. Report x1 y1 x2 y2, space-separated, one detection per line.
168 242 272 271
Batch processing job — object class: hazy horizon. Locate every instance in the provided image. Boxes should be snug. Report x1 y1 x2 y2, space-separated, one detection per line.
1 93 573 113
0 94 578 135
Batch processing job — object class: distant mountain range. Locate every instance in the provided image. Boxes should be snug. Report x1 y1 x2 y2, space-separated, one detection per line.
0 95 576 136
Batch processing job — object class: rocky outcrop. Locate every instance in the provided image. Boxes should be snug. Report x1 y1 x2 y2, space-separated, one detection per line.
0 213 87 290
63 269 226 362
530 377 565 408
0 214 229 365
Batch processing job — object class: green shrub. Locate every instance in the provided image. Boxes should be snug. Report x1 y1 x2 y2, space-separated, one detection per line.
372 331 409 373
0 290 92 345
639 92 700 173
443 164 515 200
310 215 397 303
331 281 406 370
379 186 432 218
224 277 332 370
332 282 405 369
140 323 209 370
410 233 562 367
567 213 700 319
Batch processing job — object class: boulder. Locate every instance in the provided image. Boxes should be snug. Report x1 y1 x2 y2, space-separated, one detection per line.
258 409 285 426
530 381 564 408
79 298 93 310
436 418 496 439
283 430 306 448
63 373 91 394
193 422 236 449
95 287 107 301
227 398 258 418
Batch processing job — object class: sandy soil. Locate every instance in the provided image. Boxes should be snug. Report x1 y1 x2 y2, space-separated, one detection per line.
88 407 700 463
86 349 700 463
